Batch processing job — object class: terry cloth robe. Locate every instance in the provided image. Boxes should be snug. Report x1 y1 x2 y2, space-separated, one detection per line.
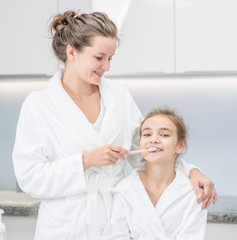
13 70 196 240
111 168 207 240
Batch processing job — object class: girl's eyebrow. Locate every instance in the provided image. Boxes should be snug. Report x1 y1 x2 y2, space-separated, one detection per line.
160 128 172 132
141 127 152 132
141 127 173 132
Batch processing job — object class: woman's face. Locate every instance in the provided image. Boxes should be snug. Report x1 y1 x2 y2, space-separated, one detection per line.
140 115 185 164
71 35 117 85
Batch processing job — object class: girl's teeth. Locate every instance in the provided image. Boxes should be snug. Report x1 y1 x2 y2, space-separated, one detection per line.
148 147 157 152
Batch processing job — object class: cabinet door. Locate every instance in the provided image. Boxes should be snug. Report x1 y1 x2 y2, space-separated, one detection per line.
0 0 57 75
108 0 174 75
176 0 237 73
58 0 92 13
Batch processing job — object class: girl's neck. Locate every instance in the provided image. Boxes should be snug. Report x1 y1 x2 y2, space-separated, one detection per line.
140 162 176 207
142 162 176 189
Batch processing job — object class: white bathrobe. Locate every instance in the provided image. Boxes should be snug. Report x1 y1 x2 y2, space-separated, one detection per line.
111 168 207 240
13 71 196 240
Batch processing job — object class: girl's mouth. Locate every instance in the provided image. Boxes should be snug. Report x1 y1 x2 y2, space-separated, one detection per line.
147 147 163 153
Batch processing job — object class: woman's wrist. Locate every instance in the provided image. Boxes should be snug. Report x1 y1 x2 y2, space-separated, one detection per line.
82 153 90 170
189 168 200 178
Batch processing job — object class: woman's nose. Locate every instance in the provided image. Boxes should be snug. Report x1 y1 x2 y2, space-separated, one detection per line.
101 60 110 71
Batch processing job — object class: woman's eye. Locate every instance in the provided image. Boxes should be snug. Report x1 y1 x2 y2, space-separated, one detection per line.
96 57 103 60
161 134 169 137
143 134 151 137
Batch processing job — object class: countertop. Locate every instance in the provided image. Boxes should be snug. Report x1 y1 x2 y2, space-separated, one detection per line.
0 191 236 223
207 196 237 223
0 190 40 216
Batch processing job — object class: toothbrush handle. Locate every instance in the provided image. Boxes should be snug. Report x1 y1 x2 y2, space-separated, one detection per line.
129 150 146 155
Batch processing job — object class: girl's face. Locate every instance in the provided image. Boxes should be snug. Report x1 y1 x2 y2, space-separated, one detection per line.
69 35 117 85
140 115 186 164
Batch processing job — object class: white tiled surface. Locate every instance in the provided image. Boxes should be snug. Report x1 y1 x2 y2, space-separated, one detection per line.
2 215 237 240
205 223 237 240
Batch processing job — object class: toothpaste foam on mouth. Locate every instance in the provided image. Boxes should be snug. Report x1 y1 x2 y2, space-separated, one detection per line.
147 147 157 152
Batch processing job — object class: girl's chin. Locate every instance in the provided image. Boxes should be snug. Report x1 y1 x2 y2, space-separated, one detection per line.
145 157 162 163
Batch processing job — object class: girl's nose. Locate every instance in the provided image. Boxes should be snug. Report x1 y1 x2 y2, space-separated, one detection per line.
150 136 159 143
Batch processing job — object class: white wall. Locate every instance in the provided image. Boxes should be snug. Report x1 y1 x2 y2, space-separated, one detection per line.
1 76 237 196
118 76 237 196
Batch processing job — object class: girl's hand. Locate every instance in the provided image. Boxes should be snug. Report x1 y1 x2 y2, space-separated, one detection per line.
189 168 217 209
82 145 129 170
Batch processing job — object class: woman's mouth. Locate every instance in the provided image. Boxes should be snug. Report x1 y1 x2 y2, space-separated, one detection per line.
94 71 103 78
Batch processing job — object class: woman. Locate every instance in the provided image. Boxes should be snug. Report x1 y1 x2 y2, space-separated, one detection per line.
111 106 207 239
12 10 216 240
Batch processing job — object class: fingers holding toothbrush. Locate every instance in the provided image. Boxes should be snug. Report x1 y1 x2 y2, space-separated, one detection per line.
82 144 129 170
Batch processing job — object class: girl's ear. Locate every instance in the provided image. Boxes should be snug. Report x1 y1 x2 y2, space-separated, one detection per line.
177 140 186 154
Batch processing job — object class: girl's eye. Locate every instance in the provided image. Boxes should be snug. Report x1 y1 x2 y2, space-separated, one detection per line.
161 134 169 137
143 134 151 137
96 57 103 60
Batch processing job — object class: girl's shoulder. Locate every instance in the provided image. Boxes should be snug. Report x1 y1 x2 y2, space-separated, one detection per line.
114 168 144 193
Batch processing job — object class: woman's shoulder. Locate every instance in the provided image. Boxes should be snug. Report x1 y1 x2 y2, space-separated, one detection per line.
22 88 48 108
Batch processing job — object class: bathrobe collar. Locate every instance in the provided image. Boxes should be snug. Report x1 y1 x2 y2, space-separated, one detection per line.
46 70 121 151
115 169 194 237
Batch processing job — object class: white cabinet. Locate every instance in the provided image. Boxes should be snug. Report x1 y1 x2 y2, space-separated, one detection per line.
0 0 57 75
176 0 237 73
1 0 237 75
58 0 91 13
109 0 174 75
0 0 92 76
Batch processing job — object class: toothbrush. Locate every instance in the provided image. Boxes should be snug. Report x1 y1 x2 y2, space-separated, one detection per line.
129 147 157 155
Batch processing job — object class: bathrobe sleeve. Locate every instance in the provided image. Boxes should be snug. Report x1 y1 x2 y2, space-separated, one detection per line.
13 97 86 199
176 202 207 240
175 157 200 177
111 192 132 240
122 88 146 170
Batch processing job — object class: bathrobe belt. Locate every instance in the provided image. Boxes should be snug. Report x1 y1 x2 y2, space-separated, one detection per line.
85 170 125 224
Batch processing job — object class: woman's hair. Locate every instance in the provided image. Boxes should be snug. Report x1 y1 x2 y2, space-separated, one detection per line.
140 106 188 143
49 10 119 62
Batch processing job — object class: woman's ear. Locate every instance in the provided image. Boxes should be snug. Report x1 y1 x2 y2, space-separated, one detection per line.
177 140 186 154
66 45 76 61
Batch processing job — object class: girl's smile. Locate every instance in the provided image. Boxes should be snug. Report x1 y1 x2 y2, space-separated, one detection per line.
140 115 185 163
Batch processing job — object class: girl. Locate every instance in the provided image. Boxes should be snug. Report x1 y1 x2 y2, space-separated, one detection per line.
111 106 207 239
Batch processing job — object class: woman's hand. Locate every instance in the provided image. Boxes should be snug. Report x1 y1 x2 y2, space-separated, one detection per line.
82 145 129 170
189 168 217 209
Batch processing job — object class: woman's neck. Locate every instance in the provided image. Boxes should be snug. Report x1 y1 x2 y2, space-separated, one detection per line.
62 69 99 99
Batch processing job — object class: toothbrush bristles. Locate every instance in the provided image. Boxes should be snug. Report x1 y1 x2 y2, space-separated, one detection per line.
147 147 157 152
